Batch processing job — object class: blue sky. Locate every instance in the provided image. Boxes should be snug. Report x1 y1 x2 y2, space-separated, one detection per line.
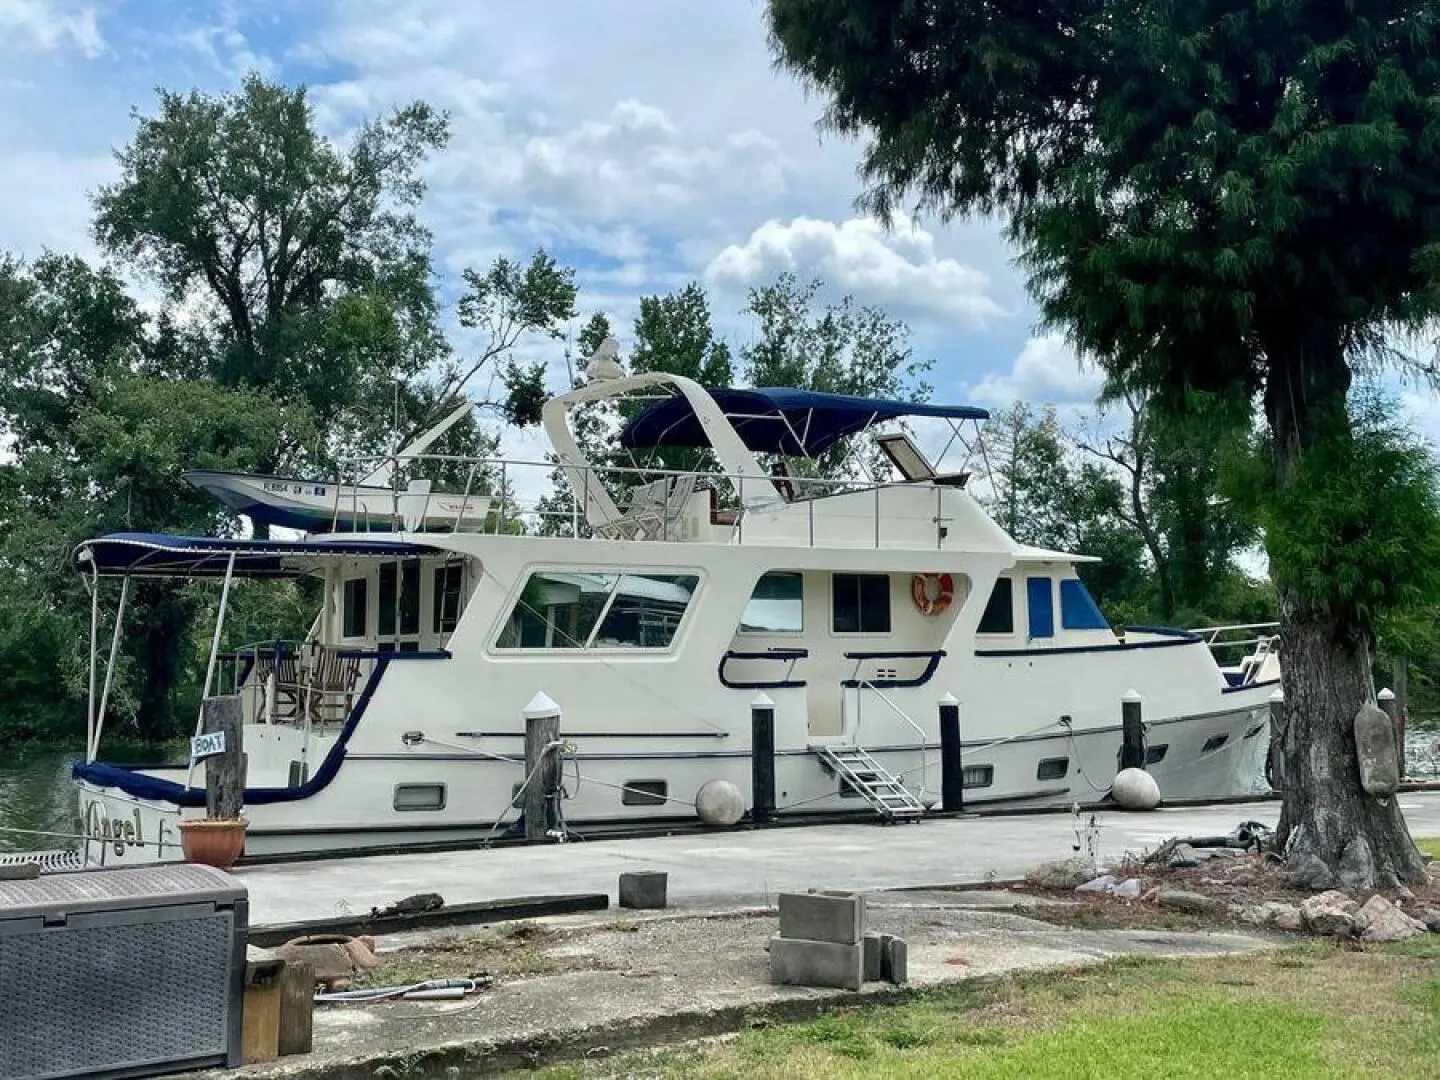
3 0 1437 446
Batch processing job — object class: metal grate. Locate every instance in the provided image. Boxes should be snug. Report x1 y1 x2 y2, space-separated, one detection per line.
0 849 84 873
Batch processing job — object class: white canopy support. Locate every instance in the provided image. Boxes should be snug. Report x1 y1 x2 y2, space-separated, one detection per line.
85 570 99 763
89 574 131 762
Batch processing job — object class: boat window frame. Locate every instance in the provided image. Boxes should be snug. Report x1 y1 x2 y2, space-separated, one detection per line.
490 564 706 655
830 571 893 636
975 576 1015 636
737 570 806 636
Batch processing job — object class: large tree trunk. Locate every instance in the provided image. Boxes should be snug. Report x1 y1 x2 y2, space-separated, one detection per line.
1272 605 1427 888
1263 322 1427 888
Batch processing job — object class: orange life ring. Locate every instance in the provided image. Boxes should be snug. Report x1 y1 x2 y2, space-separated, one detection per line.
911 573 954 616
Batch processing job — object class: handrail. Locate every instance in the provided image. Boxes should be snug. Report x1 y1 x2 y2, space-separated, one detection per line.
850 677 932 801
718 648 809 690
840 649 945 689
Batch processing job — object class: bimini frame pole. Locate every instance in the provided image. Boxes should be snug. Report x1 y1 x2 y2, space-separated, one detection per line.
186 551 238 790
89 574 131 762
85 568 100 763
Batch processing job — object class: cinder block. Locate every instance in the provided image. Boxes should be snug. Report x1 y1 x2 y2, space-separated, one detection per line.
618 870 668 909
777 891 864 944
882 935 908 985
863 932 884 982
768 934 864 990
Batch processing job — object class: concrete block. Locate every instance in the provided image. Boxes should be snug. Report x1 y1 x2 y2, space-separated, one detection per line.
863 931 884 982
882 935 908 985
777 891 864 944
618 870 668 910
768 934 864 991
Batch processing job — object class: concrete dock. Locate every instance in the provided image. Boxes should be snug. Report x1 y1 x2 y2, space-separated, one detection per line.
234 793 1440 929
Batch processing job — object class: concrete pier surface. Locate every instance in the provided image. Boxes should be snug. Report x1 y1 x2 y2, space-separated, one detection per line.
234 793 1440 929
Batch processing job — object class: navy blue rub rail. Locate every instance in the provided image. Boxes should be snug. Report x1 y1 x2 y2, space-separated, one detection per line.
72 650 451 807
974 625 1202 658
718 648 809 690
841 649 946 689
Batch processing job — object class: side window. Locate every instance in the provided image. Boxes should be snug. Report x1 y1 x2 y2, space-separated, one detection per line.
1026 577 1054 639
740 572 804 633
832 573 891 634
496 570 699 650
433 564 465 634
342 578 368 638
1059 578 1108 630
976 578 1014 634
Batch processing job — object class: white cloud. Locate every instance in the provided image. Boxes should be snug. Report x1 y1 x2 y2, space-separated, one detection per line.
172 3 275 79
0 152 114 257
0 0 105 57
971 333 1104 407
705 215 1006 327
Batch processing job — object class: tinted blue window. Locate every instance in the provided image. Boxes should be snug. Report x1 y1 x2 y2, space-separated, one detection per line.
1059 578 1109 630
1026 577 1054 639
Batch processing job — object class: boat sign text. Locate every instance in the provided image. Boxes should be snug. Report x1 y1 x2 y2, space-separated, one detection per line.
191 731 226 761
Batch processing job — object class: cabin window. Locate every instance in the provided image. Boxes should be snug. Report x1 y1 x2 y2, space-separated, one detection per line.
1202 734 1229 754
342 578 368 638
1037 757 1069 781
378 560 421 638
496 570 699 651
393 783 446 811
1059 579 1108 630
832 573 891 634
1146 744 1169 765
1025 577 1055 639
433 563 464 634
741 571 804 633
977 578 1014 634
621 780 669 807
961 765 994 789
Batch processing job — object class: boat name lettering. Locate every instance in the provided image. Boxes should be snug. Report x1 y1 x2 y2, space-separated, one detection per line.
81 801 174 858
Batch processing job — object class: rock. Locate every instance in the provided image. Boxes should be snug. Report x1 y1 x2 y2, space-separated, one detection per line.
1156 889 1223 914
1168 843 1201 869
1236 901 1303 931
1112 878 1144 900
1299 890 1360 936
1112 768 1161 810
1287 852 1336 891
1355 894 1427 943
1076 874 1118 893
1409 905 1440 932
1140 887 1161 903
1395 884 1416 902
1029 857 1098 891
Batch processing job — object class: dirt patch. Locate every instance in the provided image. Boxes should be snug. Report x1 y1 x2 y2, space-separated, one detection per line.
354 920 611 988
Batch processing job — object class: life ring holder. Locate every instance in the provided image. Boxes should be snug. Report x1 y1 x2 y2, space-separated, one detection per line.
911 573 954 616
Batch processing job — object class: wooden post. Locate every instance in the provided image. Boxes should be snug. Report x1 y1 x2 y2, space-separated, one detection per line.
202 695 245 820
522 692 562 843
276 960 315 1057
1393 657 1410 778
938 693 964 812
750 693 776 824
1378 688 1405 780
1119 690 1145 771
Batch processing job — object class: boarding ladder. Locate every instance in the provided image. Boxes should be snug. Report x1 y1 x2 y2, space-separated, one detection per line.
813 744 927 823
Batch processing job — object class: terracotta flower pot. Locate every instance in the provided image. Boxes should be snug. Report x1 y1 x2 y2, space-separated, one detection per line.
178 818 248 869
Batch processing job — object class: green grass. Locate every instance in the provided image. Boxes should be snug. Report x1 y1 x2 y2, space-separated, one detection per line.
1416 836 1440 860
524 944 1440 1079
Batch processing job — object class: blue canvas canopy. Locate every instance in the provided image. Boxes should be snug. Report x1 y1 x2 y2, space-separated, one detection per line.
619 387 988 457
73 532 440 578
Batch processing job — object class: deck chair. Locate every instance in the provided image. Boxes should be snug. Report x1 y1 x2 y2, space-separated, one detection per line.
301 643 363 726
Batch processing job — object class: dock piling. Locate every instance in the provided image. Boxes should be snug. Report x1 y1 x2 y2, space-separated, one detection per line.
1120 690 1145 771
751 693 776 824
522 693 562 843
202 694 245 820
938 693 963 812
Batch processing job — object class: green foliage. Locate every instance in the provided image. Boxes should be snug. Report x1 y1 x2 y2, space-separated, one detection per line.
1231 394 1440 633
92 74 452 465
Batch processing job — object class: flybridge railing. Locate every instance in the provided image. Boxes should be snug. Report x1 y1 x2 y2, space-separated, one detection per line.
1192 622 1281 665
324 451 929 544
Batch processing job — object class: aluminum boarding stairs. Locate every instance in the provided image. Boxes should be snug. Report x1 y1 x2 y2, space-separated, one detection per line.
813 743 926 823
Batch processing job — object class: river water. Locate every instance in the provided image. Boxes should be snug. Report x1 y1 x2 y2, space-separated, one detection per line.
3 725 1439 854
